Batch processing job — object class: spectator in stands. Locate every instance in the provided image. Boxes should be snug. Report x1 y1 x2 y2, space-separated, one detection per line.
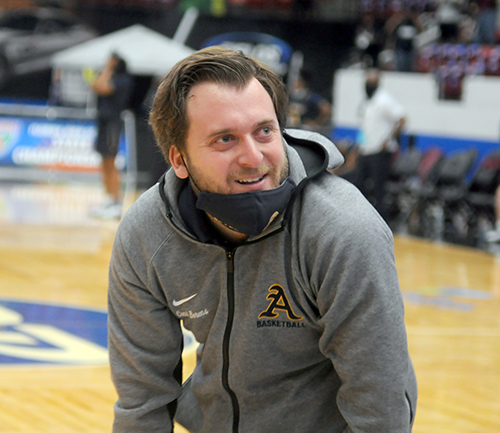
471 0 498 44
435 0 467 43
355 68 407 221
90 53 133 219
287 69 331 132
385 4 424 72
355 12 387 67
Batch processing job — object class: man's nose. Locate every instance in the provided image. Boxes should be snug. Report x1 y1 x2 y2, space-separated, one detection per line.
237 136 264 167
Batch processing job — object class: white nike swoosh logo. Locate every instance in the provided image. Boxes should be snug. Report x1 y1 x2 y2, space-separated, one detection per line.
172 294 198 307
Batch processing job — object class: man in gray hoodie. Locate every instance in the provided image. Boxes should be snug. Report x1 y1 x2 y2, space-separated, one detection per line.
108 46 417 433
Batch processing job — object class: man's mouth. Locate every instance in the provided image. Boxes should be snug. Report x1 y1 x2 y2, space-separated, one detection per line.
236 175 266 185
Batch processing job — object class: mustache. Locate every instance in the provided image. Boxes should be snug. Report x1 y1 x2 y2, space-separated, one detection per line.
228 165 276 181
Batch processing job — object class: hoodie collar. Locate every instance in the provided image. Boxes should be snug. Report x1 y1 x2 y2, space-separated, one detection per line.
284 128 344 174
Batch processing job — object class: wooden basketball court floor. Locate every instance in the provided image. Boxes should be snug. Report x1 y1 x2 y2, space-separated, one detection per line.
0 179 499 433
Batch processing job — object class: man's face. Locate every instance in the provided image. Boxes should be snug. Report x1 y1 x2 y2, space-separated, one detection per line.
169 78 288 195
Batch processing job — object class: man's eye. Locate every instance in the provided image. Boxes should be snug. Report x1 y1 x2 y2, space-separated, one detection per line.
212 135 235 149
257 126 275 140
217 135 232 143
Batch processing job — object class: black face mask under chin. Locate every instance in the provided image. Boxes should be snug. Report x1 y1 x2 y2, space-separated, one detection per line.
365 83 378 99
195 178 296 237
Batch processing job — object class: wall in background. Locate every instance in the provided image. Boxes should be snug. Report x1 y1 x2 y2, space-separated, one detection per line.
332 68 500 174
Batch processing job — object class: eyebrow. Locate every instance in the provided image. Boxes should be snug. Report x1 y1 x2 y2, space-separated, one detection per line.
207 128 231 140
207 119 278 140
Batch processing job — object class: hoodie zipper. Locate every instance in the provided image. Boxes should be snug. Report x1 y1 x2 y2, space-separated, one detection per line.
223 250 240 433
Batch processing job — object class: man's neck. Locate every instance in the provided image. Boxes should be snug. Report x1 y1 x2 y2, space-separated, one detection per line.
206 214 248 245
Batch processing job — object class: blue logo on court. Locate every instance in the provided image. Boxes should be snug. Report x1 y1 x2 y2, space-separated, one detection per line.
0 299 108 366
0 299 197 366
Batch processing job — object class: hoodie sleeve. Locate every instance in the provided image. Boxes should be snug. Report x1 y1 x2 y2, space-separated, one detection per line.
297 178 417 432
107 220 183 433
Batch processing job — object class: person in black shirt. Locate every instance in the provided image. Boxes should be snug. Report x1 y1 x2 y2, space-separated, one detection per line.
91 53 133 219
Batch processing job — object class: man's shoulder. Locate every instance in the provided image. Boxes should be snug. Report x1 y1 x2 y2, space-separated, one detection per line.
298 174 390 232
125 185 164 217
374 88 390 101
297 173 360 217
375 88 400 105
118 186 168 238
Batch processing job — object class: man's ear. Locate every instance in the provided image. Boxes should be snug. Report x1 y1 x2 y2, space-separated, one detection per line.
169 145 189 179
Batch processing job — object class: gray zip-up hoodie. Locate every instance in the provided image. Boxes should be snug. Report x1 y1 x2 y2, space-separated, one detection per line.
108 129 417 433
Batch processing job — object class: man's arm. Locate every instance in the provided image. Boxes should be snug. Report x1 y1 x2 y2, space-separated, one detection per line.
305 191 417 432
382 116 406 150
91 58 116 96
108 227 184 433
381 93 407 149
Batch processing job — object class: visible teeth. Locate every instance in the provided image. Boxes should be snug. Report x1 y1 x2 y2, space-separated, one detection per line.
238 176 264 184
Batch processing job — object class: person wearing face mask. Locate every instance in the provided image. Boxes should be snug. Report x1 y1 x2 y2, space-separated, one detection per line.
107 47 417 433
355 68 407 222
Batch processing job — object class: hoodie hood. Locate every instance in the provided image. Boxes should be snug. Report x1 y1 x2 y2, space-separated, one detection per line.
283 129 344 176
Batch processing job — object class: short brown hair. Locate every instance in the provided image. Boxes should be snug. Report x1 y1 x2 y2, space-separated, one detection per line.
149 46 289 161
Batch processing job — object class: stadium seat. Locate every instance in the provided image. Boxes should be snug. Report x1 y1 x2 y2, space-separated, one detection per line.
390 146 444 234
414 148 477 241
385 147 423 225
465 150 500 244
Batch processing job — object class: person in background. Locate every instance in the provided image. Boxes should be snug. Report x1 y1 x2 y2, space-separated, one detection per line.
107 46 417 433
287 68 331 132
355 12 387 68
90 53 133 219
385 5 424 72
355 68 407 222
435 0 467 43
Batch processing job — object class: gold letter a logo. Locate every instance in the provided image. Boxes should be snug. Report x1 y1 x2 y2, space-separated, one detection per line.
258 285 303 321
